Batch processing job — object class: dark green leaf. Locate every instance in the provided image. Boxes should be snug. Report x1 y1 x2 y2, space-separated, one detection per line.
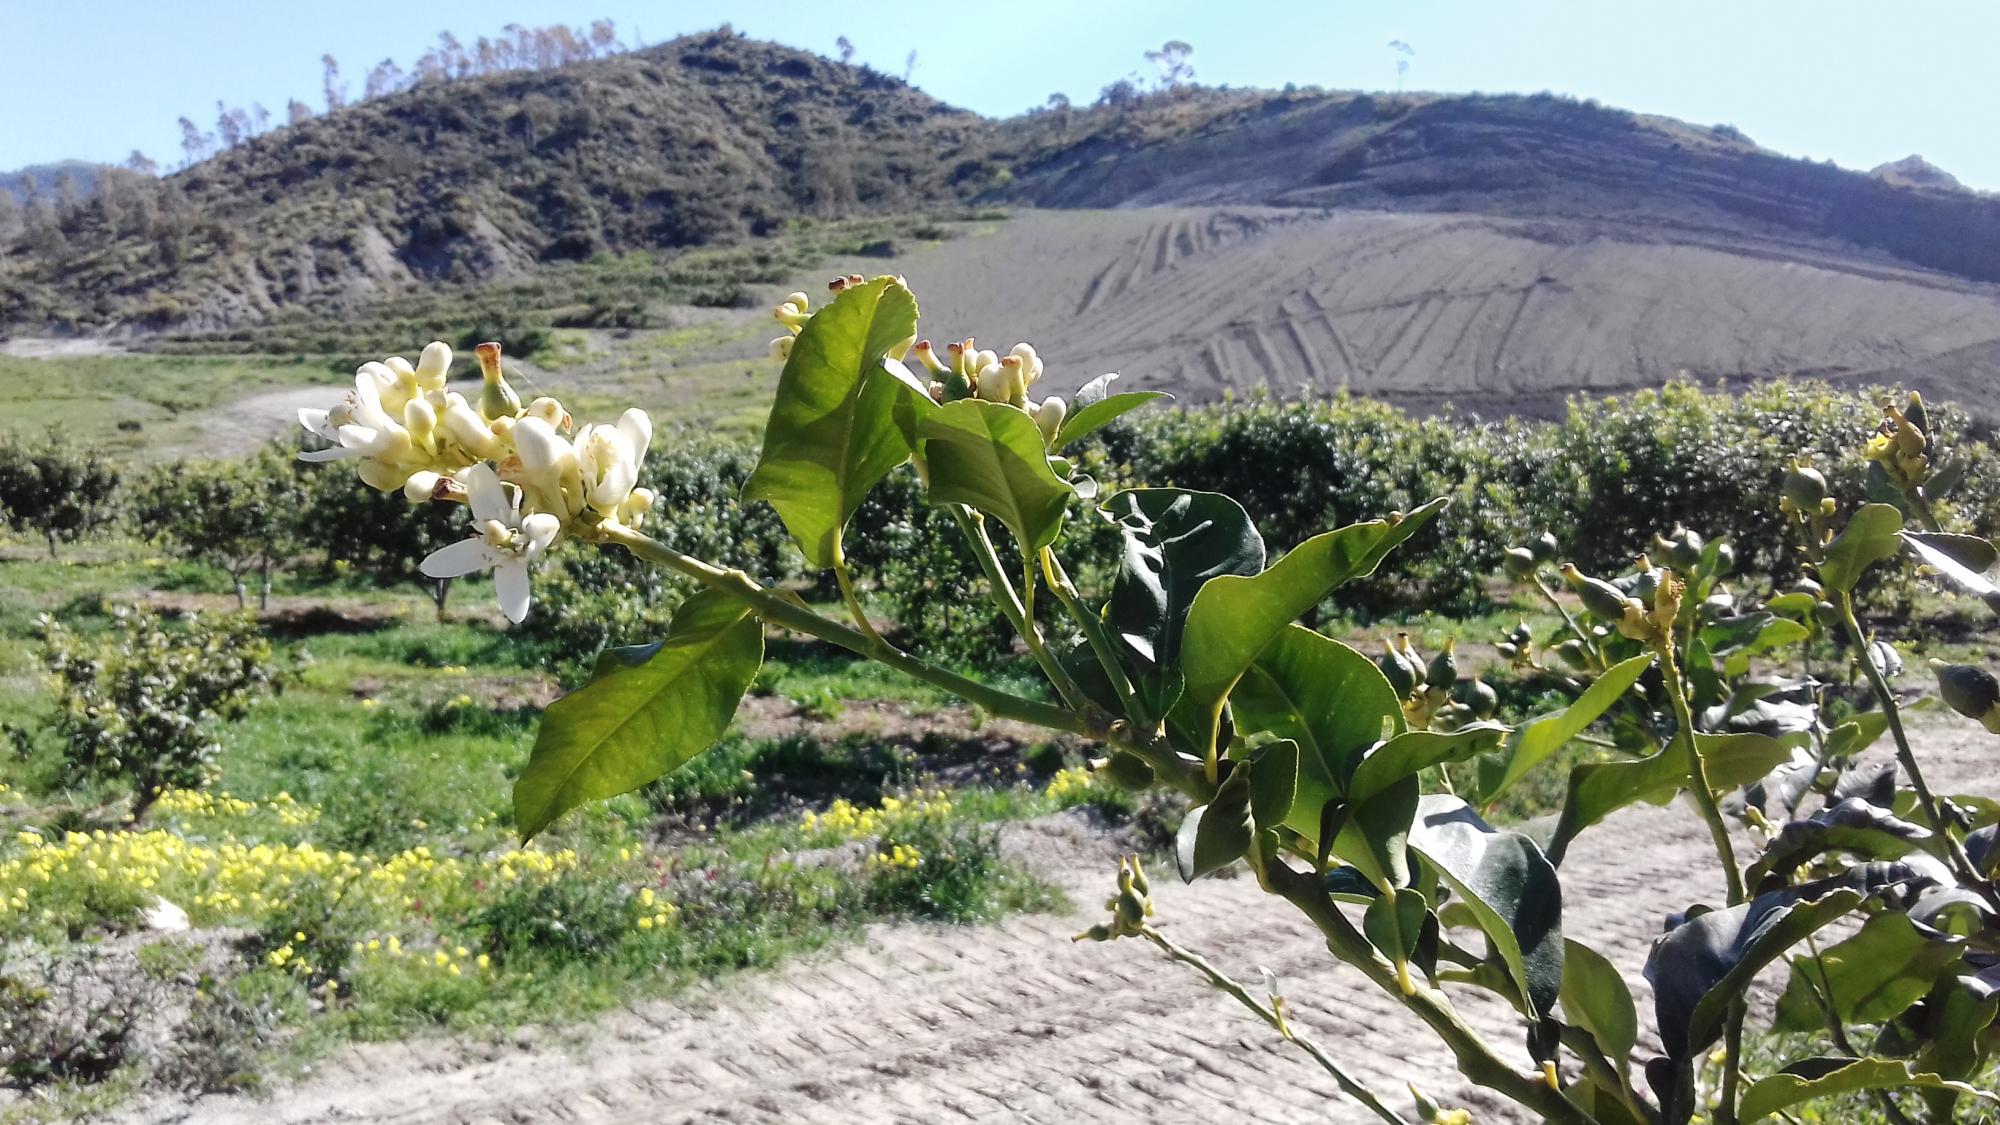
1548 732 1793 864
1817 503 1904 593
1483 654 1652 804
1561 938 1638 1065
1747 798 1934 892
1408 795 1564 1018
920 398 1074 551
743 278 928 567
1247 739 1300 832
1231 624 1403 838
1774 912 1962 1032
1052 377 1171 451
1903 530 2000 599
1739 1057 1996 1123
1101 488 1264 713
1364 886 1428 969
1175 767 1254 882
1179 499 1448 760
514 591 763 840
1334 772 1420 892
1348 724 1508 804
1646 883 1863 1064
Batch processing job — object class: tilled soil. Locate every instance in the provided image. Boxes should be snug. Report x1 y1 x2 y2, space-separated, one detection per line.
123 719 1995 1125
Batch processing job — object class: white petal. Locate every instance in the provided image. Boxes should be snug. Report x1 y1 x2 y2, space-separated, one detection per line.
513 416 574 476
403 471 442 502
615 408 653 465
519 513 562 557
297 407 334 437
462 463 513 525
493 562 532 623
421 537 500 579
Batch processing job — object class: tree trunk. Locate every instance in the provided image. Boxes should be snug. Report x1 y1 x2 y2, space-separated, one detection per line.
433 577 451 621
45 529 59 559
259 558 273 612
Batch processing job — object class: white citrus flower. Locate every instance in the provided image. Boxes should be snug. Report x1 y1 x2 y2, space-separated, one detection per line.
420 464 560 624
574 408 653 515
503 415 584 520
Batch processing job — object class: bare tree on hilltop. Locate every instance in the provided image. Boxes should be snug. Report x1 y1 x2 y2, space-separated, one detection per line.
1145 40 1195 90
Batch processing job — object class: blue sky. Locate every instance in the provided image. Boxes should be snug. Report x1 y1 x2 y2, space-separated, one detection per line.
3 0 1995 188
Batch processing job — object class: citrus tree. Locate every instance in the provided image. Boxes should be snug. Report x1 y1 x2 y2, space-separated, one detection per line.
293 278 1999 1124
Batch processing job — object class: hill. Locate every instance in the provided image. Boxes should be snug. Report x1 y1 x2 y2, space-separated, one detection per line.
5 30 2000 418
0 160 111 203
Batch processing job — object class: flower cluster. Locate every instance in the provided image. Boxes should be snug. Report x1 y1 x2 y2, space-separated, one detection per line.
797 791 954 845
1043 766 1099 807
865 843 923 871
297 341 655 622
772 279 1067 446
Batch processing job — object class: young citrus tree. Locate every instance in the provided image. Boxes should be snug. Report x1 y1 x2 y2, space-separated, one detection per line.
295 277 1998 1124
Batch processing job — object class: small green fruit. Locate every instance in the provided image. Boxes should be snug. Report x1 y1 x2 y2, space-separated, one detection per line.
1932 660 2000 733
1104 751 1156 792
1501 547 1539 580
1530 531 1561 563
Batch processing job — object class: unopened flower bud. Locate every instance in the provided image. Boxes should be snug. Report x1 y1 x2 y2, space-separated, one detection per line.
416 341 452 389
1561 563 1636 623
911 340 946 374
1032 396 1067 445
526 396 569 431
402 470 442 503
768 336 794 361
1931 660 2000 733
1782 458 1829 513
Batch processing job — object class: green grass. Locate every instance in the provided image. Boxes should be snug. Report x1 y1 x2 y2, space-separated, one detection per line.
0 354 335 456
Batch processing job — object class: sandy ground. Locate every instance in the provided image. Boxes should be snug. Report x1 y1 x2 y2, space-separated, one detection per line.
117 717 1995 1125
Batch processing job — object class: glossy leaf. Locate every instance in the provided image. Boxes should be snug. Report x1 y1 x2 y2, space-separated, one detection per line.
1335 772 1420 892
1774 912 1962 1032
1102 488 1264 712
1052 374 1171 451
1348 724 1508 804
1646 883 1863 1063
1739 1057 1997 1123
1364 886 1428 969
921 398 1074 551
1180 499 1447 759
1746 798 1934 892
1408 795 1564 1018
743 278 928 567
1231 624 1403 837
1175 767 1255 882
1816 503 1904 593
1561 938 1638 1065
1903 530 2000 598
1548 732 1794 864
1483 654 1652 804
514 591 763 840
1246 739 1300 832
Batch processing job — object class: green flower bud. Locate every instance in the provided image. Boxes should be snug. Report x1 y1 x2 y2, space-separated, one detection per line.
1561 563 1635 622
1932 660 2000 733
1501 547 1539 579
1426 638 1459 692
1782 459 1829 513
1530 531 1561 563
1454 677 1499 720
1379 640 1419 697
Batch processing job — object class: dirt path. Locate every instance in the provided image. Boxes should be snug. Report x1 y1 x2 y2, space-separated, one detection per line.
125 722 1993 1125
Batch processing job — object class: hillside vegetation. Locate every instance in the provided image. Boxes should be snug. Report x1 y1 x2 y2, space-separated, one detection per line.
7 29 2000 344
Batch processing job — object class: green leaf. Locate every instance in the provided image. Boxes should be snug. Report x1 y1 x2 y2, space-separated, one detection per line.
1483 654 1652 804
1052 375 1171 451
1646 883 1863 1066
1548 732 1794 864
1247 739 1300 832
1408 795 1564 1018
1774 912 1962 1032
1817 503 1905 593
920 398 1074 551
1746 798 1934 892
1101 488 1264 711
743 277 928 568
1825 712 1890 759
514 591 763 841
1738 1057 1997 1123
1175 768 1253 882
1364 885 1428 965
1903 530 2000 599
1561 939 1638 1065
1765 590 1820 618
1179 499 1448 760
1231 624 1403 839
1334 772 1420 892
1348 724 1508 804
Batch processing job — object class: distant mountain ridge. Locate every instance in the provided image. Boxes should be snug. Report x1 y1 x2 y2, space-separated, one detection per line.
4 29 2000 417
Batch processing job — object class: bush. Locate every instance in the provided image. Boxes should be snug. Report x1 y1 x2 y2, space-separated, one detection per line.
0 950 155 1089
0 429 120 557
34 605 295 819
129 446 304 609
